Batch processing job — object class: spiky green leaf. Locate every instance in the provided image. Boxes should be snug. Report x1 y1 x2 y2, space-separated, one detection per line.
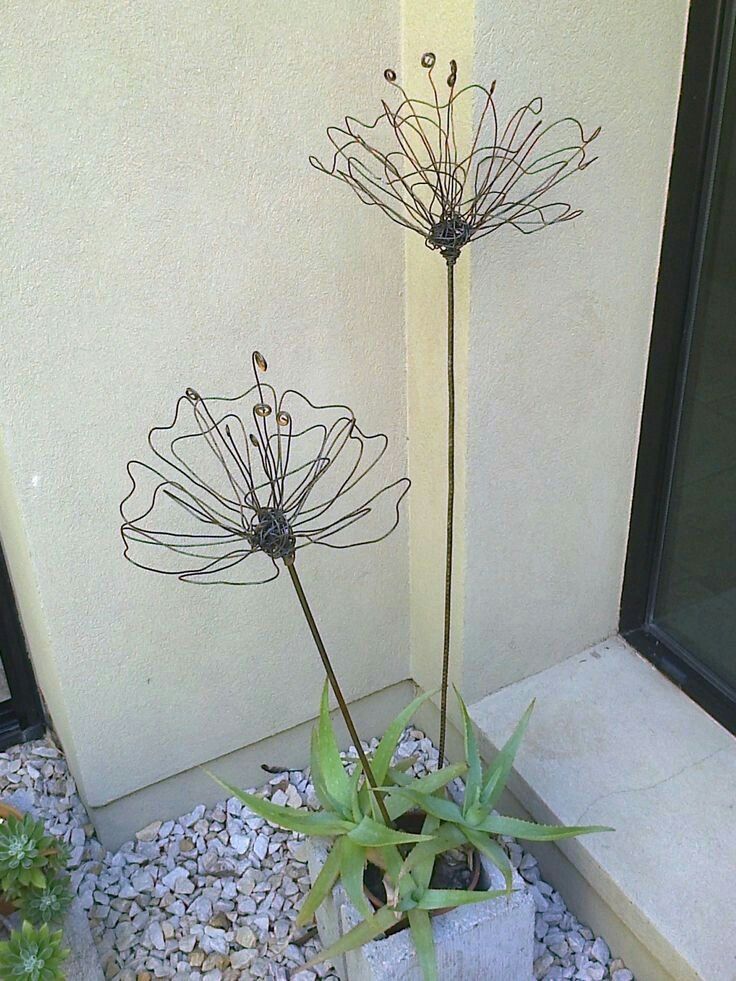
386 762 468 820
372 690 436 785
347 815 433 849
477 814 613 841
206 773 353 837
481 700 536 809
309 723 343 814
315 681 352 814
407 909 438 981
340 837 373 920
305 905 399 968
461 828 513 892
295 838 344 928
455 688 482 814
416 886 510 910
388 789 465 826
348 760 364 825
400 821 460 898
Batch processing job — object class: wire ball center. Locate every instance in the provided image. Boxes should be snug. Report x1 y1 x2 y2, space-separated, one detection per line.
249 508 296 562
427 215 473 258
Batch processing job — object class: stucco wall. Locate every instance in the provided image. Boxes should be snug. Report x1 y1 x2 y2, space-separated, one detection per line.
461 1 690 694
1 0 690 833
0 2 409 810
404 1 690 706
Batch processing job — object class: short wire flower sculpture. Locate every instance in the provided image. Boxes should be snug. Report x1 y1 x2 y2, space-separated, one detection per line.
120 352 409 822
311 53 600 763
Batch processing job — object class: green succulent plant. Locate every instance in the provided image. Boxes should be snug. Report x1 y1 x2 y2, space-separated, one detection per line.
210 684 465 922
386 692 611 889
0 921 68 981
212 687 612 981
18 875 73 927
0 815 68 902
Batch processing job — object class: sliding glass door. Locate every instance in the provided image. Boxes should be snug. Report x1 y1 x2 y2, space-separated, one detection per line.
654 38 736 692
623 1 736 730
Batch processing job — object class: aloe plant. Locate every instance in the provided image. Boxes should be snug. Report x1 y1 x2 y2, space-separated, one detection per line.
0 921 68 981
306 812 510 981
213 687 611 981
210 684 464 922
385 692 612 890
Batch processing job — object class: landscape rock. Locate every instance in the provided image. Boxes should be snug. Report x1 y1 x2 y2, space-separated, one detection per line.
0 731 633 981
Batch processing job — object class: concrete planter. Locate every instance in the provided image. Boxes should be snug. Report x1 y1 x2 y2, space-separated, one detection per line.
307 837 534 981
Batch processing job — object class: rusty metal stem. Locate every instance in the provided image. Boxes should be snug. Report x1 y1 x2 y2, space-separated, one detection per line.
438 257 456 767
287 561 391 825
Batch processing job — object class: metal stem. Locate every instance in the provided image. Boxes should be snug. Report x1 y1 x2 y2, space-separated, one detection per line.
287 561 391 825
438 257 456 767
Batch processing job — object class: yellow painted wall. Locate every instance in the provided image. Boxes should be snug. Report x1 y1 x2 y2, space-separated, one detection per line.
0 2 410 816
462 0 689 694
0 0 690 839
402 0 689 716
402 0 474 730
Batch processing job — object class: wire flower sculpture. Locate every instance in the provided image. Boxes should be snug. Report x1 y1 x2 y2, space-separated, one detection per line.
310 51 600 262
312 53 600 762
120 352 409 821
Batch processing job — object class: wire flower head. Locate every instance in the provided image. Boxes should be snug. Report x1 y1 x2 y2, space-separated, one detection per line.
311 52 601 260
120 353 410 585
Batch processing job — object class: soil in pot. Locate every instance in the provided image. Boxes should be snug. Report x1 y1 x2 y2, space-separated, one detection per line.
363 810 480 937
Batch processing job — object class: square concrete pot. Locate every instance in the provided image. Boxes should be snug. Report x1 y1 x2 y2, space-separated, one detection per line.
307 837 534 981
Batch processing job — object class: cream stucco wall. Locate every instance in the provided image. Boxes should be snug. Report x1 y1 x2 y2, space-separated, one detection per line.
1 0 690 840
461 0 690 695
405 1 690 709
0 2 409 815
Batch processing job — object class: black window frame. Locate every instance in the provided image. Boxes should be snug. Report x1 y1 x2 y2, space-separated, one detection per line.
621 0 736 733
0 545 45 749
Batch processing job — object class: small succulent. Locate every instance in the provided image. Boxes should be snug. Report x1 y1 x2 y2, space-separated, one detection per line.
18 875 73 927
0 921 69 980
0 814 67 901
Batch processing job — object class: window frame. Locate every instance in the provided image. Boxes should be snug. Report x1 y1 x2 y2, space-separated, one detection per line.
0 545 45 749
621 0 736 733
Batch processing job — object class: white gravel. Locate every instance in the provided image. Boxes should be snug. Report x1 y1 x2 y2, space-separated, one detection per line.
0 731 633 980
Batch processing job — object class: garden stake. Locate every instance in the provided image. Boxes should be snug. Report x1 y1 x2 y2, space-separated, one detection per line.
312 52 600 762
287 560 391 824
120 351 408 824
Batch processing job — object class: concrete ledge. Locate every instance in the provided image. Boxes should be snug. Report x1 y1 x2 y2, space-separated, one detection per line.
469 636 735 981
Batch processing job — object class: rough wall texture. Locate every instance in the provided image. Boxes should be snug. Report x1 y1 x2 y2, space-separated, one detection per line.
0 2 409 808
0 0 690 821
462 0 690 694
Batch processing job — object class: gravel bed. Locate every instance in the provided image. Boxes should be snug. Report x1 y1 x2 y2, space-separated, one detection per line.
0 732 633 980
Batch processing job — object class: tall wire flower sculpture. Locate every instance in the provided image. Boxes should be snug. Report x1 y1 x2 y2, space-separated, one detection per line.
311 53 600 763
120 351 409 824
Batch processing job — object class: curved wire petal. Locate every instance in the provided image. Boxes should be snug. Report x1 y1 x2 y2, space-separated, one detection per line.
311 57 599 258
120 354 410 584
